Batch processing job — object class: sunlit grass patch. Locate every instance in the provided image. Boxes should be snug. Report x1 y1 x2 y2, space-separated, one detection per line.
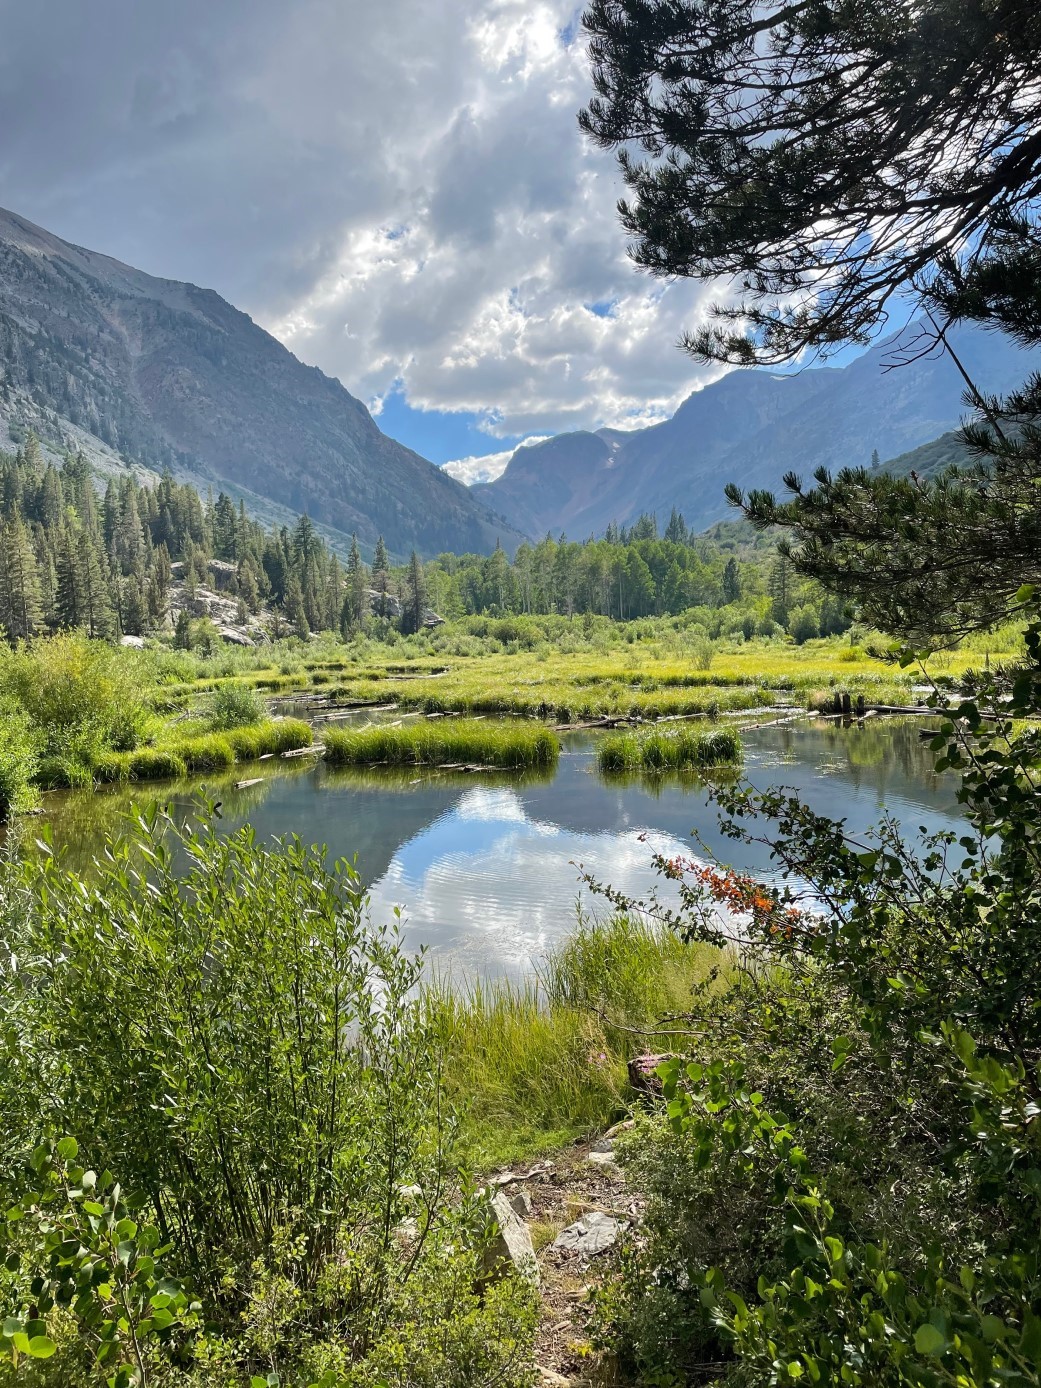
429 914 729 1168
596 725 742 773
323 718 559 769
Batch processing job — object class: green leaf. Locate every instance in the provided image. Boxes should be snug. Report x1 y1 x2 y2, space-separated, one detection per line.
914 1323 948 1356
55 1137 79 1161
27 1336 56 1359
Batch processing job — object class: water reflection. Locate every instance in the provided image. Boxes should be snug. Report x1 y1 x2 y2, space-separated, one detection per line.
32 718 962 978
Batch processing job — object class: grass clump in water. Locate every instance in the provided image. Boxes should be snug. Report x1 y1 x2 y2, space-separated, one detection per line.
324 718 559 769
597 724 742 773
93 719 314 784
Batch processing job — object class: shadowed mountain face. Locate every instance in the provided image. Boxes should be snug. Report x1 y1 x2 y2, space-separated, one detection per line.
0 207 522 558
475 326 1036 538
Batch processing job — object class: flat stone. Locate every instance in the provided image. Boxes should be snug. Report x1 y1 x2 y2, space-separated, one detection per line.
483 1190 540 1285
552 1211 628 1257
536 1370 572 1386
586 1149 620 1169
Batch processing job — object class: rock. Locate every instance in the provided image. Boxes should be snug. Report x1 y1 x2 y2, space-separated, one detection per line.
119 634 146 648
627 1053 674 1097
398 1184 423 1200
552 1211 628 1257
509 1189 532 1218
218 626 255 646
483 1191 540 1285
536 1370 572 1386
586 1149 619 1169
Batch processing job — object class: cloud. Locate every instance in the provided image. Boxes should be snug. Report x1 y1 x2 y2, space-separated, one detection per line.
442 436 549 485
0 0 728 442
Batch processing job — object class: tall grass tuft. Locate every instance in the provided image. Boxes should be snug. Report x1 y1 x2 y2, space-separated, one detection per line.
596 724 742 773
429 914 727 1168
93 720 313 784
324 718 559 769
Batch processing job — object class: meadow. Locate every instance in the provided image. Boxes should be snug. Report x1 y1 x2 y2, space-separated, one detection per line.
162 612 1022 727
0 615 1023 811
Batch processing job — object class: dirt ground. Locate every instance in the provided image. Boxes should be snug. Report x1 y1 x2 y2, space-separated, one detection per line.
486 1124 642 1387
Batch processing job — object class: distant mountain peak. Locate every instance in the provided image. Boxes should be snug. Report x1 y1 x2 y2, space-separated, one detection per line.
475 323 1036 539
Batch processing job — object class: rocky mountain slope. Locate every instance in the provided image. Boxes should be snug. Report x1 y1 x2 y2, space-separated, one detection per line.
0 207 521 558
475 326 1035 538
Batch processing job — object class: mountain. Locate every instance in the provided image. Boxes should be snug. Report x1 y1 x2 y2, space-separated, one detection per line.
0 207 522 558
880 429 973 479
475 326 1035 538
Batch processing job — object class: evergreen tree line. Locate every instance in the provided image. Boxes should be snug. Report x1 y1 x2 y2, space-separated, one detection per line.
0 432 359 644
0 435 850 647
421 519 852 638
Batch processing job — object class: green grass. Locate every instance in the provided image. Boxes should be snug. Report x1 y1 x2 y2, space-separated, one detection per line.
92 718 314 784
323 718 559 769
430 914 729 1168
597 724 743 773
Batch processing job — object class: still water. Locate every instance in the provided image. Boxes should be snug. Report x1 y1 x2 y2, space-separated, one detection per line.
35 718 961 977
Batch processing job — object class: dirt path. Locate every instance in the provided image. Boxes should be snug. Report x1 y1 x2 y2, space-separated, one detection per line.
487 1125 642 1386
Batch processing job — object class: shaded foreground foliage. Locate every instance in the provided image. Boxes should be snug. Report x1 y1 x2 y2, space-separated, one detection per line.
0 808 539 1387
586 615 1041 1385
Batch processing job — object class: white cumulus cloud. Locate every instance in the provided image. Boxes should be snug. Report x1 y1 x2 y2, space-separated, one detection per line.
0 0 728 443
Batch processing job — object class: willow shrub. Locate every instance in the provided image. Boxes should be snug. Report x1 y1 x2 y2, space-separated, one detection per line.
0 808 537 1386
0 635 152 787
0 704 39 818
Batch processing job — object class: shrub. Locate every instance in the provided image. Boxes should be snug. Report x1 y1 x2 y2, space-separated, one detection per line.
0 635 150 780
789 604 821 644
208 682 264 729
0 810 539 1386
588 631 1041 1388
0 706 39 818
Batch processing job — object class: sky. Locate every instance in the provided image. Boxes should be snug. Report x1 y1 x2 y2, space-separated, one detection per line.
0 0 730 478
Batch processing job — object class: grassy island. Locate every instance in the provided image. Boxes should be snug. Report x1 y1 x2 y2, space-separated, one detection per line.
596 724 743 773
323 717 559 769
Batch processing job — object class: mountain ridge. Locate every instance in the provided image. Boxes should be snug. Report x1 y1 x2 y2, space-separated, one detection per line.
0 206 522 559
474 325 1036 538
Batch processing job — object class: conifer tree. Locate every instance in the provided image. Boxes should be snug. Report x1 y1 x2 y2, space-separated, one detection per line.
0 514 43 640
402 551 426 635
371 535 391 619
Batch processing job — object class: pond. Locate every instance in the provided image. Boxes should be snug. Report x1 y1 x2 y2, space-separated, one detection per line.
32 716 961 978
